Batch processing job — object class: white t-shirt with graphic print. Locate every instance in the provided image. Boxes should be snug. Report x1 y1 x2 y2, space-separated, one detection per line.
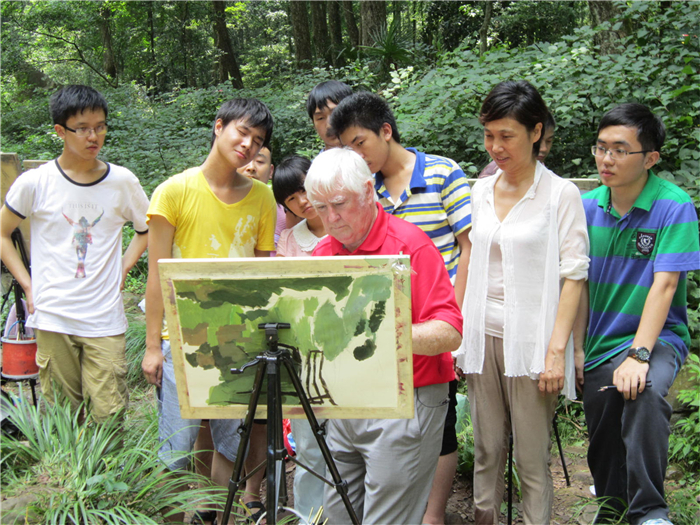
5 160 149 337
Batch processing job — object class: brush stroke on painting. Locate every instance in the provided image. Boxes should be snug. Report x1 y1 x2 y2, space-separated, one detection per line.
159 256 413 419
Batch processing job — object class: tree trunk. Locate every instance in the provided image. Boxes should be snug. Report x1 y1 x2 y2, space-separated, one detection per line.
342 1 360 49
479 1 493 56
588 0 626 55
328 0 343 66
180 1 191 87
392 0 401 33
309 1 331 66
289 1 312 69
100 3 117 82
211 0 244 88
147 3 156 90
360 1 385 46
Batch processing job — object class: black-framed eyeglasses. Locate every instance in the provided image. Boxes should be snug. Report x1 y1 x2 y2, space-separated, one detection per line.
591 145 649 160
63 124 108 137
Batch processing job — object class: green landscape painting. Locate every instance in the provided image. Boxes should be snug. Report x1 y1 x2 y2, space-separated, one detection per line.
159 256 414 419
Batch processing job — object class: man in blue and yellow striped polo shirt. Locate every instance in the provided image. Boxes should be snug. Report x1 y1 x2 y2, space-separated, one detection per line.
329 91 471 525
575 103 700 525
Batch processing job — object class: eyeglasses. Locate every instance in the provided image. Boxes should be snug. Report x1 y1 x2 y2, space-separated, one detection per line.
63 124 108 137
591 145 649 160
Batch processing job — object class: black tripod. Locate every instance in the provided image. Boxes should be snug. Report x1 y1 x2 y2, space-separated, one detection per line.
221 323 359 525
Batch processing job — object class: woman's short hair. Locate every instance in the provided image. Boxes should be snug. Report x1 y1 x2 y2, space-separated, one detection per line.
272 156 311 208
305 148 376 205
479 80 549 156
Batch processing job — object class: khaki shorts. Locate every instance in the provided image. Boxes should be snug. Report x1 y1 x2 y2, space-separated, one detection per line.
35 329 128 422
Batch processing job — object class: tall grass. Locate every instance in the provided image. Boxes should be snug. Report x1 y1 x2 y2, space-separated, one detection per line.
1 393 227 524
125 313 147 389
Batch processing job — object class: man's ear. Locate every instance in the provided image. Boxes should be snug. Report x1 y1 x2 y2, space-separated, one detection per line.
213 118 224 139
645 151 660 170
381 122 393 142
269 164 275 178
54 124 66 139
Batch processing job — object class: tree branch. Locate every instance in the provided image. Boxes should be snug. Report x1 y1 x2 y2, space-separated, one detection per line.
31 29 117 87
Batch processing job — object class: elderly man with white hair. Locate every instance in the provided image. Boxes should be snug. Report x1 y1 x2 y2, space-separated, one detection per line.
305 148 463 524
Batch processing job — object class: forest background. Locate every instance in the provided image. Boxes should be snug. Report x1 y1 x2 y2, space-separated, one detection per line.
1 1 699 522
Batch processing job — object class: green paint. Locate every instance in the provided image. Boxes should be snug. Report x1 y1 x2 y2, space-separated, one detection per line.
369 301 387 333
353 339 376 361
313 300 346 360
185 352 198 368
354 317 366 336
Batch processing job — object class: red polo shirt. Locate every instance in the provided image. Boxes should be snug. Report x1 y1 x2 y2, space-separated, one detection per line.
313 203 462 387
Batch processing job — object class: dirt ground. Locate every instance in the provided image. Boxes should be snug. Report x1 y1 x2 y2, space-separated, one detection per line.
276 445 597 525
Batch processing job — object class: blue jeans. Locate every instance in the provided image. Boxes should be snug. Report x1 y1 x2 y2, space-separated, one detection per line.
157 340 242 470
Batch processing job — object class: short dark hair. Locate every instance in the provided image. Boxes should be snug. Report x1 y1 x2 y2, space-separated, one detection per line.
272 156 312 210
598 103 665 152
49 85 108 126
479 80 549 156
211 98 274 148
328 91 401 144
306 81 353 120
544 111 556 133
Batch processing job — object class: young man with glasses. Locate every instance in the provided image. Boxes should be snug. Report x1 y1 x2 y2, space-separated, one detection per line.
0 85 150 423
574 103 700 525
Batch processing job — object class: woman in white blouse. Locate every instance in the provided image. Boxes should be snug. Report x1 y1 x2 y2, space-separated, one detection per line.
455 81 589 525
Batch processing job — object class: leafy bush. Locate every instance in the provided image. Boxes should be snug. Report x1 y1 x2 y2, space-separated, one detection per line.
1 393 227 524
669 354 700 472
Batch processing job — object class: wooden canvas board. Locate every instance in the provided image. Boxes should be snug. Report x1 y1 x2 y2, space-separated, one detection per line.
159 255 413 419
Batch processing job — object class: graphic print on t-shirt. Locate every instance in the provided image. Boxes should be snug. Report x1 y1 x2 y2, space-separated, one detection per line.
62 206 104 278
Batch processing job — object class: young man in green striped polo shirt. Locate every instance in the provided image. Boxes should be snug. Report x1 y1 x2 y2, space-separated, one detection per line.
574 103 700 525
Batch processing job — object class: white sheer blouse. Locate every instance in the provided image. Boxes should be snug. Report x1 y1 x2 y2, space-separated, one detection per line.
455 162 589 400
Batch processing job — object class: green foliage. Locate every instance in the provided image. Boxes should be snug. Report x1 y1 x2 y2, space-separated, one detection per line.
125 314 147 389
1 393 226 524
668 485 700 525
494 1 587 48
455 391 474 475
361 18 415 78
555 398 588 447
687 272 700 351
669 354 700 472
393 0 700 190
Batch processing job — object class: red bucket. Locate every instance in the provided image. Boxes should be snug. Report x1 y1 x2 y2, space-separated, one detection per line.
1 337 39 379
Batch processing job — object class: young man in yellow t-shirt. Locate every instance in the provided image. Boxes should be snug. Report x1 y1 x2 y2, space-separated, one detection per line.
142 98 276 524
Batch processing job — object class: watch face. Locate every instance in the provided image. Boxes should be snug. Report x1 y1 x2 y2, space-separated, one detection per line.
637 348 651 361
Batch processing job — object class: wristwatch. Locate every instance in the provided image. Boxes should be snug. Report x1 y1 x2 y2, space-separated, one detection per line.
628 346 651 363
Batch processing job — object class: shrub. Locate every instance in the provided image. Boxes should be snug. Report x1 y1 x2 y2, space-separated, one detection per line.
669 354 700 472
1 393 227 524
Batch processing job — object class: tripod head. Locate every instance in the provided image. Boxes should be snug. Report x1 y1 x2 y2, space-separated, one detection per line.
231 323 296 375
258 322 291 348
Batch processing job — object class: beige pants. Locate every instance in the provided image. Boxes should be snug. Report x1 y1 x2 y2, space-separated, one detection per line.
35 329 128 422
466 335 557 525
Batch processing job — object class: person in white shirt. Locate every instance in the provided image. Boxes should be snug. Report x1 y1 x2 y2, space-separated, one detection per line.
455 80 589 525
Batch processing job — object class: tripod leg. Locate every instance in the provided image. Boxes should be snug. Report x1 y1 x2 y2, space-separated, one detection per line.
266 355 282 524
222 360 266 524
553 412 570 486
507 433 513 525
282 355 360 525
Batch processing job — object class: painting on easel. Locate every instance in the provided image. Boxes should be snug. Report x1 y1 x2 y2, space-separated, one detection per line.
159 255 413 419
